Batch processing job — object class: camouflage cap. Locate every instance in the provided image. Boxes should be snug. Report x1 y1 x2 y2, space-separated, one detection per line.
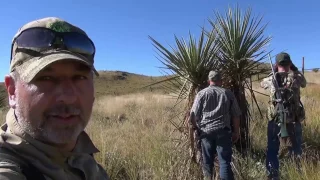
10 17 99 82
208 70 222 81
276 52 292 64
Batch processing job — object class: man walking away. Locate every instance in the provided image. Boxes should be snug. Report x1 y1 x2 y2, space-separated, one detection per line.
190 71 241 180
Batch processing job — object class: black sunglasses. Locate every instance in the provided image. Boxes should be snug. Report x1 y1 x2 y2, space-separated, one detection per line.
10 27 96 63
278 61 291 66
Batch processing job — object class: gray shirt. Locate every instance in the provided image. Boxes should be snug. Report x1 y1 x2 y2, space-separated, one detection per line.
190 85 241 133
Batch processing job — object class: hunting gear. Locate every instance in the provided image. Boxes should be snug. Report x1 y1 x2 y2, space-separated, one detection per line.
189 71 241 180
261 52 306 179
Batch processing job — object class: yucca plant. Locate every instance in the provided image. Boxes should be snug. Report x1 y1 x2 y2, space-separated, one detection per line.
207 5 272 154
148 4 272 163
148 28 222 162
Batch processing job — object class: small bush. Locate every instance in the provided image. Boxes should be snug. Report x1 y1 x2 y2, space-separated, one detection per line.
312 68 319 73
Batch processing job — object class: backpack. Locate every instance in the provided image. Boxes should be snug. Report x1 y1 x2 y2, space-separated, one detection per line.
0 147 46 180
269 72 305 123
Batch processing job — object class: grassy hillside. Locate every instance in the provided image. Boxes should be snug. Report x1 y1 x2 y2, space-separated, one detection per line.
93 71 170 97
0 71 171 109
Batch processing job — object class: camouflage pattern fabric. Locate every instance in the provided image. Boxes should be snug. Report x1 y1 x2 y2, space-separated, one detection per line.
10 17 99 83
261 71 307 123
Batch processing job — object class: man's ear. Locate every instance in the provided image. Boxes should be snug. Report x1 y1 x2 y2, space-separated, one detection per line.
4 75 17 109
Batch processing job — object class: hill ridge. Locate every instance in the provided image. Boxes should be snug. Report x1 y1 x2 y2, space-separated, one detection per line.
1 70 319 109
0 70 170 108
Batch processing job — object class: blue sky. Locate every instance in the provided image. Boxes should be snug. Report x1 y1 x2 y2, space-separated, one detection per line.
0 0 319 81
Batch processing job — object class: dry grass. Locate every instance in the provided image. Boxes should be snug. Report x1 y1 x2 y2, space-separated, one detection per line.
84 71 320 179
81 81 320 179
0 109 5 124
304 71 320 84
85 93 203 179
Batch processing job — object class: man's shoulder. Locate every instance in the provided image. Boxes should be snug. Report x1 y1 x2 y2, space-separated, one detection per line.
210 85 230 94
289 71 307 86
0 148 27 180
197 87 209 96
0 147 46 180
198 86 221 94
0 164 26 180
201 86 234 98
219 88 236 99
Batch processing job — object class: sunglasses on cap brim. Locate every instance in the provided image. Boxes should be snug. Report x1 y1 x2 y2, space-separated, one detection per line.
278 60 291 66
10 27 96 63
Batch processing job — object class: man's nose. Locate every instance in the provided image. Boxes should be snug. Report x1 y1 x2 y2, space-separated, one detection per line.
55 79 77 104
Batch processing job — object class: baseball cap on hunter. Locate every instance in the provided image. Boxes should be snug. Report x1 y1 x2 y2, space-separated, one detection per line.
9 17 99 82
276 52 292 65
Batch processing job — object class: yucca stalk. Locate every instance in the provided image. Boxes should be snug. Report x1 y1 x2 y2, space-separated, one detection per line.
207 5 272 154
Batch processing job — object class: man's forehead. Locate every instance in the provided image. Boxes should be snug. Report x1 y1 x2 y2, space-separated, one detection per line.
40 61 91 72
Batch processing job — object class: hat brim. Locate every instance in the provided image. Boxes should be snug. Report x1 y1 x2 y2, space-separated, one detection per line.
15 51 99 83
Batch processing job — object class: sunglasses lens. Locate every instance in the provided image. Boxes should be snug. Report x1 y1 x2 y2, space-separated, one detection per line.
279 61 290 66
63 33 95 55
15 28 95 56
16 28 55 48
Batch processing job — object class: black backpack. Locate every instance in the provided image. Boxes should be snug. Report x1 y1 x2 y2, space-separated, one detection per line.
0 147 46 180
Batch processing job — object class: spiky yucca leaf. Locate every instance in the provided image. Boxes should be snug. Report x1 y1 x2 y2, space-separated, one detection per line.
209 6 271 85
148 28 221 103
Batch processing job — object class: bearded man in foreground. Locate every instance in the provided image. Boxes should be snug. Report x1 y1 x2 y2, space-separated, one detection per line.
0 17 109 180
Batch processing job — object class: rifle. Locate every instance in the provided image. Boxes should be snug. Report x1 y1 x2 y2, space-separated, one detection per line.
268 54 289 138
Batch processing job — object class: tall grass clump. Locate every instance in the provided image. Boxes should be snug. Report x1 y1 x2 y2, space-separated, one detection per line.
85 93 203 179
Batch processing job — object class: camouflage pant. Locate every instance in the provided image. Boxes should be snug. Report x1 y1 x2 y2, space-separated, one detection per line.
265 120 302 178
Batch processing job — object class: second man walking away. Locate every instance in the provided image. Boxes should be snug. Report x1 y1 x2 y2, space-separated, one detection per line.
189 70 241 180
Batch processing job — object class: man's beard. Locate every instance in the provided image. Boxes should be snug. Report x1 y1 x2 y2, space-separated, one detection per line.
15 103 88 145
37 121 85 145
